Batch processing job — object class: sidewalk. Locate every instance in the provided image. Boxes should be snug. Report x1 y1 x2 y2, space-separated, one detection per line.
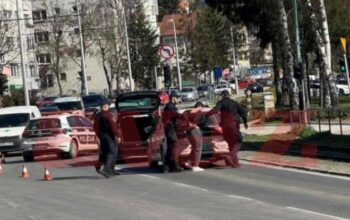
238 150 350 177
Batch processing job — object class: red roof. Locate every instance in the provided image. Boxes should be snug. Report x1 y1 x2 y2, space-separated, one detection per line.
158 13 197 37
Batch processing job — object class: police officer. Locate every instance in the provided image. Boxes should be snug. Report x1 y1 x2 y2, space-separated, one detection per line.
208 90 248 168
93 100 119 178
162 94 182 172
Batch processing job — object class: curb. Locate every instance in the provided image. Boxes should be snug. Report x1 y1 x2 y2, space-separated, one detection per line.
239 157 350 178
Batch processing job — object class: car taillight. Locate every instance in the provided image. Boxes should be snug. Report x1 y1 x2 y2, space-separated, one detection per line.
22 131 31 138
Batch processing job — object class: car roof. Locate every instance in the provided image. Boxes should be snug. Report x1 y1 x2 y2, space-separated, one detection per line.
0 106 39 115
34 114 77 120
54 97 82 103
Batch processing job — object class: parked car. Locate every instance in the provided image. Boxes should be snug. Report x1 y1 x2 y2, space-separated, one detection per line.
336 80 350 95
214 84 231 95
176 108 229 164
197 85 214 98
180 87 199 102
36 96 58 107
47 97 85 116
238 79 255 89
0 106 41 155
115 91 167 170
21 114 98 161
245 82 264 93
82 94 108 120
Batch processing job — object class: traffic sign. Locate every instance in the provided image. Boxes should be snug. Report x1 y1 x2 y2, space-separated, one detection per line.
160 45 175 60
341 37 347 53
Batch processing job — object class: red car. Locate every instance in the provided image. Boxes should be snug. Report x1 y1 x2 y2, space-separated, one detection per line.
114 91 230 170
238 79 255 89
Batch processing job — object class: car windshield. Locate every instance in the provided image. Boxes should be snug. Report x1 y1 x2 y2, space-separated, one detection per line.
217 85 226 89
82 95 104 107
0 113 30 128
181 88 193 92
26 119 61 130
54 102 83 111
39 106 60 112
117 97 158 110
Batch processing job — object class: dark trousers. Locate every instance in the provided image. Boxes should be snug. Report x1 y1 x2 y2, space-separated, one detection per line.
187 128 203 167
99 134 118 172
222 126 239 160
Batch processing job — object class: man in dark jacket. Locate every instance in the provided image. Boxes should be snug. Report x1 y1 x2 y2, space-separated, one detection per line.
208 90 248 168
162 94 182 172
93 100 119 178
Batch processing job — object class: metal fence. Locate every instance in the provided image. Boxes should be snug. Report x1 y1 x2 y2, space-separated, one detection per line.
290 109 350 135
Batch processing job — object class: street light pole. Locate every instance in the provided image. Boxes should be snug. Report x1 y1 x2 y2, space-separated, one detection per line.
123 9 134 92
172 14 182 90
16 0 30 106
292 0 306 110
76 0 88 95
230 27 239 95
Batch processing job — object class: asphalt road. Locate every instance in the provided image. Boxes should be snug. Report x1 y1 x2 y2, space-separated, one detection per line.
0 154 349 220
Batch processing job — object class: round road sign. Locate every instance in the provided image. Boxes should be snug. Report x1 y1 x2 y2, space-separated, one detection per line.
160 44 175 60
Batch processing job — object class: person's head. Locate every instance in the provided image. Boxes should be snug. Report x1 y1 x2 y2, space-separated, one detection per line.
221 90 230 98
170 94 179 104
193 101 204 109
100 99 110 112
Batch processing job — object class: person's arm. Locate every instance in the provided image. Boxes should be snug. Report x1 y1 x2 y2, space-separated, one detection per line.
206 100 222 116
237 103 248 129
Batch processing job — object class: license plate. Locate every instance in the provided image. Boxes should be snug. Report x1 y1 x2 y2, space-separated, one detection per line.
0 142 14 146
33 144 49 149
213 142 229 152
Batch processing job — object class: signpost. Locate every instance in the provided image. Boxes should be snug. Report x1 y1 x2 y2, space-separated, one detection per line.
340 37 350 93
160 44 175 60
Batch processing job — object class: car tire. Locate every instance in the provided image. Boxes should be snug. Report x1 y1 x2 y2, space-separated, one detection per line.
62 140 78 159
23 152 34 162
149 139 167 173
339 89 345 95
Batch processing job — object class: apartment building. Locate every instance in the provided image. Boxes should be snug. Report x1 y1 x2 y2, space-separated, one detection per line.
1 0 160 98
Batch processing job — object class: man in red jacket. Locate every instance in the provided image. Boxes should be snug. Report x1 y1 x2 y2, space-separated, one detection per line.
93 100 119 178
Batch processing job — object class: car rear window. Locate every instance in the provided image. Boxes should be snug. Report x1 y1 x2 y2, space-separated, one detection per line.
181 88 193 92
0 113 30 128
82 95 104 108
27 119 61 130
118 97 158 110
54 101 83 110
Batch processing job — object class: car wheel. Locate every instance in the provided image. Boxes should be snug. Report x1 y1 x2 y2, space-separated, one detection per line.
149 139 167 173
62 140 78 159
339 89 345 95
23 152 34 162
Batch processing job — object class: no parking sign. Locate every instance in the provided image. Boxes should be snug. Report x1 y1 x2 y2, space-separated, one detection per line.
159 45 175 60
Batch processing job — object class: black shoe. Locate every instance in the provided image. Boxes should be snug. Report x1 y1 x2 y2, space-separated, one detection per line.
100 170 114 178
95 165 103 174
112 169 121 175
169 160 183 172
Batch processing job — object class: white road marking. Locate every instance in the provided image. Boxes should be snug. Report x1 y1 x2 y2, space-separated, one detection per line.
286 207 349 220
241 160 350 181
140 174 160 180
226 195 256 202
172 182 209 192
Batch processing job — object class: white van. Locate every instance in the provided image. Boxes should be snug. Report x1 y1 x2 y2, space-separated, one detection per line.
0 106 41 154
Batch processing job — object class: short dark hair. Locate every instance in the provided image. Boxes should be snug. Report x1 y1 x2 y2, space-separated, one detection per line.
221 90 230 97
194 101 204 108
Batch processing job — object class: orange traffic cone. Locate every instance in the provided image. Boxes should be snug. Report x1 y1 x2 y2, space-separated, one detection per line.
21 165 29 178
43 167 52 181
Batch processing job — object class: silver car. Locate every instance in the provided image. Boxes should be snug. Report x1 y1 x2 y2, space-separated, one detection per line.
180 87 199 102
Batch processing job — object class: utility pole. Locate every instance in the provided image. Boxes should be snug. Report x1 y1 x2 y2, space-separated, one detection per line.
16 0 30 106
230 27 239 95
76 0 88 95
123 9 134 92
172 14 182 90
292 0 306 110
154 67 158 90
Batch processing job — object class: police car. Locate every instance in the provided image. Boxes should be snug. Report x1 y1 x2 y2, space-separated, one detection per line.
21 114 98 161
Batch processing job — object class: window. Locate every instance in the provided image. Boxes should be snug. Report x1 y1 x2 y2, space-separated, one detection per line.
27 35 35 50
24 14 33 27
0 54 4 63
74 28 79 35
32 10 47 23
5 37 14 48
47 74 54 87
29 65 36 77
2 10 12 19
60 72 67 81
87 76 91 81
76 49 81 57
35 31 49 43
54 8 60 15
10 64 19 77
37 54 51 64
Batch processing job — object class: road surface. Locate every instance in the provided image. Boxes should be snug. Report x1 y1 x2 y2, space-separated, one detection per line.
0 155 349 220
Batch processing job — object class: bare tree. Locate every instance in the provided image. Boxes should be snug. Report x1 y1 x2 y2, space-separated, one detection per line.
0 10 17 64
